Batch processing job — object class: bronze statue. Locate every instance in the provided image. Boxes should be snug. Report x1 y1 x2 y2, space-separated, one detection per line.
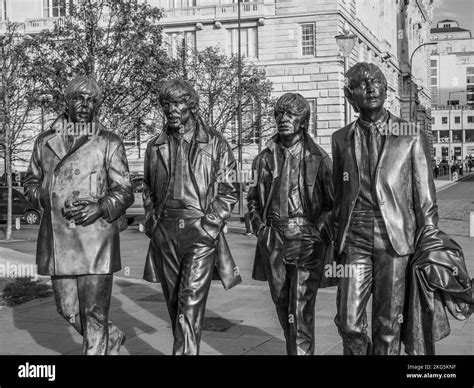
332 62 440 355
24 76 134 355
143 78 241 355
247 93 334 355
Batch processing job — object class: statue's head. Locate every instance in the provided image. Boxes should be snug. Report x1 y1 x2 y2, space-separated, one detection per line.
344 62 387 115
274 93 310 137
159 78 199 131
64 76 102 123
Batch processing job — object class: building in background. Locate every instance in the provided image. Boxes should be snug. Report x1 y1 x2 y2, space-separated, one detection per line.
0 0 435 175
430 19 474 162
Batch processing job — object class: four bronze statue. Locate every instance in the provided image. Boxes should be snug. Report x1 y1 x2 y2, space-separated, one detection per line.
24 63 473 356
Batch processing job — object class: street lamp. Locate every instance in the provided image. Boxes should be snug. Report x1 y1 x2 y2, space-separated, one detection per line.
408 42 437 120
237 0 244 216
335 22 357 125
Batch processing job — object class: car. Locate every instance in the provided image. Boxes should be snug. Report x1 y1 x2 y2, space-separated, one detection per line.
126 175 145 226
0 186 42 225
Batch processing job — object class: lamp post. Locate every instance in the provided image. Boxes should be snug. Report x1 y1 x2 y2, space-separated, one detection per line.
335 22 357 125
408 42 437 121
237 0 244 216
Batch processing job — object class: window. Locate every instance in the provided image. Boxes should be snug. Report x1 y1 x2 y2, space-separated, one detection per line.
445 45 452 53
467 94 474 105
468 76 474 84
431 77 437 85
448 100 459 106
43 0 72 18
468 116 474 123
300 23 316 57
432 117 435 125
439 130 449 142
165 31 196 59
431 68 437 76
430 60 437 67
452 130 462 142
454 116 460 124
465 130 474 142
467 67 474 75
227 27 258 58
442 117 448 124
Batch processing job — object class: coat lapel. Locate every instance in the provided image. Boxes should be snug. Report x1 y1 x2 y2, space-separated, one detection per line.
302 133 320 201
154 128 170 176
345 122 360 204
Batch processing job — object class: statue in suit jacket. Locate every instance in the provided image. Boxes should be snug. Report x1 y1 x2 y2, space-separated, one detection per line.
331 62 439 355
248 93 334 355
142 78 241 355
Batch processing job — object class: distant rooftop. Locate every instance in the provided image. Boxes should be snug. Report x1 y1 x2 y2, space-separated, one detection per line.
431 27 470 34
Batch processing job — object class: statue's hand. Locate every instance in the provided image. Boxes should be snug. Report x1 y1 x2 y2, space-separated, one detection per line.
66 200 104 227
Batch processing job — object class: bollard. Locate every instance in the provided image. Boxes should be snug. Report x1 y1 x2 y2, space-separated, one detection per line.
470 212 474 238
15 217 21 230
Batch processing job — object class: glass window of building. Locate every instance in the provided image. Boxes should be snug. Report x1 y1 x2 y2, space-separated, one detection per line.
227 27 258 58
432 117 435 125
454 116 460 124
300 23 316 57
431 68 437 76
468 116 474 123
168 0 197 7
430 60 437 67
439 130 449 142
465 130 474 142
452 130 462 142
166 31 196 59
442 117 448 124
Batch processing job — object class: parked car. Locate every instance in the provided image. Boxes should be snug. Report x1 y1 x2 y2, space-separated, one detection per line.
126 175 145 226
0 186 42 224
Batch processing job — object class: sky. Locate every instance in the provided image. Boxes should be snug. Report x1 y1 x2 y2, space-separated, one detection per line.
432 0 474 32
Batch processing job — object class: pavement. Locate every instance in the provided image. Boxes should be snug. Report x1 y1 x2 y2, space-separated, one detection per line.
0 176 473 355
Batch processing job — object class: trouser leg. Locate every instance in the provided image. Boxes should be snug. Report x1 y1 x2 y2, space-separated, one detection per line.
258 226 292 353
173 220 216 355
77 274 113 355
152 219 181 333
51 276 82 335
286 227 322 356
372 217 409 355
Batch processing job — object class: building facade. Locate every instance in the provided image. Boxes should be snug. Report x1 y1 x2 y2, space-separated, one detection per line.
0 0 434 175
430 19 474 162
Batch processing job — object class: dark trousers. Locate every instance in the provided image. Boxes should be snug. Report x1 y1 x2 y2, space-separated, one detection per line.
52 274 123 355
258 221 324 355
151 217 216 355
334 212 409 355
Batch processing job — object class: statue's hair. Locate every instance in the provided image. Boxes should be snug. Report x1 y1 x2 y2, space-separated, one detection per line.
159 78 199 113
64 76 103 104
343 62 387 113
274 93 311 132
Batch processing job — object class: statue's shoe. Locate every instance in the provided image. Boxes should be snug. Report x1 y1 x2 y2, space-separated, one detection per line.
107 326 126 355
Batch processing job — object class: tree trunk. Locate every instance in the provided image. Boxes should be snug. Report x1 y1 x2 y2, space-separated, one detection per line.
5 141 12 240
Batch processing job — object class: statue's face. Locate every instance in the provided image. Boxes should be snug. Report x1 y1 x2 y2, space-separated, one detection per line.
66 92 99 123
162 92 193 131
350 73 386 115
275 107 305 137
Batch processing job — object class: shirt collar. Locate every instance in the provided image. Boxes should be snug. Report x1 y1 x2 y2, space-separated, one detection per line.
357 109 390 135
169 122 196 143
278 137 303 158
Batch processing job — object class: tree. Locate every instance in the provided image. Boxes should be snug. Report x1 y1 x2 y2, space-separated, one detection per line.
27 0 170 144
0 22 41 240
168 45 275 153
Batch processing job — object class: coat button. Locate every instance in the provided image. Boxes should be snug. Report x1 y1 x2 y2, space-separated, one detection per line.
74 169 80 175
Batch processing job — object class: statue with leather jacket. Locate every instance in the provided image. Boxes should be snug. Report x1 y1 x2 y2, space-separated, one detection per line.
331 62 440 355
247 93 334 355
24 76 134 355
142 78 241 355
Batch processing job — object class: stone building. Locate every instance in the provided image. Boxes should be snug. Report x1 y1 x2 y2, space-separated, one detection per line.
430 19 474 162
0 0 434 175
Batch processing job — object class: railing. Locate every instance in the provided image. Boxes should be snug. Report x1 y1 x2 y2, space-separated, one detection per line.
432 105 474 110
163 2 271 21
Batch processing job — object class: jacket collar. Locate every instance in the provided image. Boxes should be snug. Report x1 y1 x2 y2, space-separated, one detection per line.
266 132 321 157
154 116 209 146
346 109 397 140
